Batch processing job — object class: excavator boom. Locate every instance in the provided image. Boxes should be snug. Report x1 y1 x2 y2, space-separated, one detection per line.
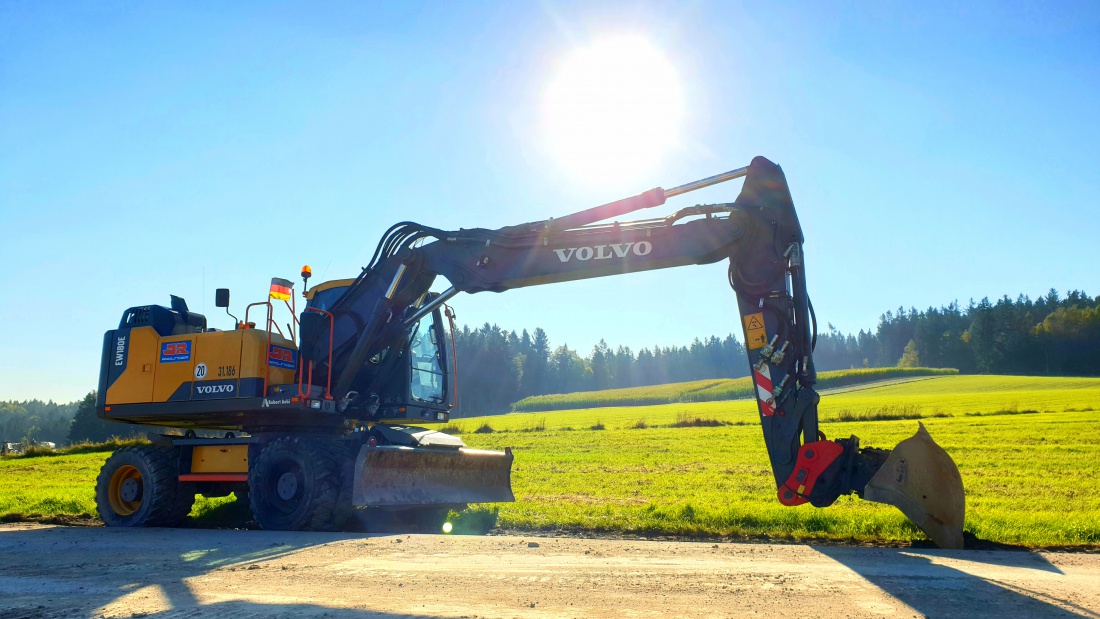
312 156 966 547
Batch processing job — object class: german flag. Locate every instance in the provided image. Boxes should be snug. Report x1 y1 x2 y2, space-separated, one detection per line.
269 277 294 301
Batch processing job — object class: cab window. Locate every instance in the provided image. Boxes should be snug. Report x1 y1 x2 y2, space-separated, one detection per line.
408 316 445 403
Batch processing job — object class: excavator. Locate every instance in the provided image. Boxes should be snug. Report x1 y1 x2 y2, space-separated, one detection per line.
94 156 966 547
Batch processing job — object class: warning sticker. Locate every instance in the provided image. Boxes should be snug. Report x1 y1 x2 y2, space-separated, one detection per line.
743 313 768 350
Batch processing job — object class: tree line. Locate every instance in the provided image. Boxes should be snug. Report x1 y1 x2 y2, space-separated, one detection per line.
451 326 750 417
0 399 79 446
451 288 1099 415
812 289 1100 375
1 393 155 448
4 288 1096 438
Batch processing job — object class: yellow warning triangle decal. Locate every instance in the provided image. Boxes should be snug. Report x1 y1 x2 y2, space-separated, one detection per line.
747 316 764 329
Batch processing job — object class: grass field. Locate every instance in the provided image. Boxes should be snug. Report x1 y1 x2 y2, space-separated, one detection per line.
457 375 1100 546
0 441 238 526
2 375 1098 547
464 375 1100 432
511 367 959 412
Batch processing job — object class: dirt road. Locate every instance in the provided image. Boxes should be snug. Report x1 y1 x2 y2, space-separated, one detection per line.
0 524 1096 618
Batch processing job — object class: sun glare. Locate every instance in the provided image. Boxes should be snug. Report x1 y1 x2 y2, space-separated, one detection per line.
544 36 683 184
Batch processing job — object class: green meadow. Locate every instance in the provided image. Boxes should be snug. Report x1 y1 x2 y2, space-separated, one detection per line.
0 442 235 526
2 375 1098 547
475 375 1099 430
453 375 1100 546
510 367 959 412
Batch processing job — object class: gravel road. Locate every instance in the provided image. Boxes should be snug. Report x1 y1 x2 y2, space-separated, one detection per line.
0 523 1096 618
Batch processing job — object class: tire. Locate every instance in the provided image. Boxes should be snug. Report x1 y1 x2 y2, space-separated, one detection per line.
96 446 189 527
328 442 357 531
248 437 343 531
172 482 197 521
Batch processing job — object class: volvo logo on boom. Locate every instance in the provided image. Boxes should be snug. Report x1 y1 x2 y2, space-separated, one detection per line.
553 241 652 263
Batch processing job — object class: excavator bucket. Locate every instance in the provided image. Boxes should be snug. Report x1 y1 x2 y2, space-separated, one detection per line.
863 423 966 549
352 445 515 507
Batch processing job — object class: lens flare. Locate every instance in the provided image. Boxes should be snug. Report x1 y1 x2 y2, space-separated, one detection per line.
543 35 683 184
442 521 453 534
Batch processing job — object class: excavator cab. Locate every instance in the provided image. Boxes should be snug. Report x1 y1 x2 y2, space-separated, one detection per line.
301 281 455 425
362 306 453 424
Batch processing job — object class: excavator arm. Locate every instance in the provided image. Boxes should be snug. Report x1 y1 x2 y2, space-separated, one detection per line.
305 156 965 547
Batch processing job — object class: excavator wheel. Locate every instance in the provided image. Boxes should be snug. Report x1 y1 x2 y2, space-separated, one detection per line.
96 446 191 527
249 437 345 531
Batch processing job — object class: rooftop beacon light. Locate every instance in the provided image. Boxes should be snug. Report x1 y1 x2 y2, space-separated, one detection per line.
301 265 312 295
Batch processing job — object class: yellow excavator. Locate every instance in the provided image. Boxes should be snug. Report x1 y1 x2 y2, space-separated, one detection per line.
94 157 965 547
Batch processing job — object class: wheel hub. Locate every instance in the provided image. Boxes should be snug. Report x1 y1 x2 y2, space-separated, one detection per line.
119 477 142 503
276 471 299 501
107 464 144 516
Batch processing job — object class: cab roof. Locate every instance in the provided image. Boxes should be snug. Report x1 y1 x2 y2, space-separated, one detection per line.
304 278 355 301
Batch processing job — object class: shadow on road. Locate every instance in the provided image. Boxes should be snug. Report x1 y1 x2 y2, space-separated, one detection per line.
0 524 457 618
187 494 499 536
814 545 1096 618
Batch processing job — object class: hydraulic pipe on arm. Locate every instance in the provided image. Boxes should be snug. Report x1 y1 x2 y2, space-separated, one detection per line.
319 165 757 395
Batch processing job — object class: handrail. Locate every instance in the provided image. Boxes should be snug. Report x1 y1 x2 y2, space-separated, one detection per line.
244 301 274 395
282 294 298 342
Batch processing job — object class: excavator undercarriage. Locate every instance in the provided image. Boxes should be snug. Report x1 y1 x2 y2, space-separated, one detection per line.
94 157 965 546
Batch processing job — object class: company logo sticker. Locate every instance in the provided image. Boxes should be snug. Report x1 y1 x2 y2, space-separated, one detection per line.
268 345 297 370
160 341 192 363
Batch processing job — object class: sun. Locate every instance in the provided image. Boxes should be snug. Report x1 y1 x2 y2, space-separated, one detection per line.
543 35 684 184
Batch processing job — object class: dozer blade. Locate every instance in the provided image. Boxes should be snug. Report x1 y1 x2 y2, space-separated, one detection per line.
863 422 966 549
352 445 515 507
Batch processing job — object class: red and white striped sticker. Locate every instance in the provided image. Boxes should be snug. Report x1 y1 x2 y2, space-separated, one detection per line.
753 363 776 416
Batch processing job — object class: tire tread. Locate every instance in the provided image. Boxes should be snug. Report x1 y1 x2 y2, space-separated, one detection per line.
249 437 344 531
95 445 188 527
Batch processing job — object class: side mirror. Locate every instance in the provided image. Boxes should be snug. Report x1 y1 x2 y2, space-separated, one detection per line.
215 288 230 308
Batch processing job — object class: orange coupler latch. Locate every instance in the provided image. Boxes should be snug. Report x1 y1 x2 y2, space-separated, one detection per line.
777 440 844 506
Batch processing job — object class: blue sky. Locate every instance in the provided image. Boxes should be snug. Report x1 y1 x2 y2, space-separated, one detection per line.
2 1 1098 402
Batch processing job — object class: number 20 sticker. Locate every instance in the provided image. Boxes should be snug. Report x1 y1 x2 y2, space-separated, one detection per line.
194 363 207 380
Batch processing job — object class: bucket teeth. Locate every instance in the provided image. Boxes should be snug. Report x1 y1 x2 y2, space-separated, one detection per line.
353 445 515 507
863 423 966 549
